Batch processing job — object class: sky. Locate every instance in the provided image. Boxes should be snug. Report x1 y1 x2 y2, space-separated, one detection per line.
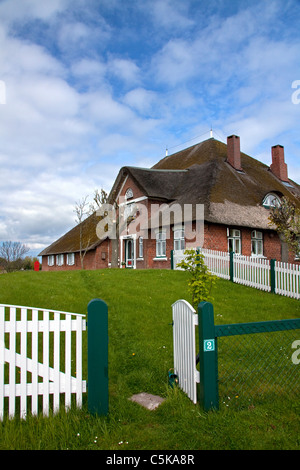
0 0 300 257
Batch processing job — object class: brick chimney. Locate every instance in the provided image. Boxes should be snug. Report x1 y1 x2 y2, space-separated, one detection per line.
270 145 288 182
227 135 242 171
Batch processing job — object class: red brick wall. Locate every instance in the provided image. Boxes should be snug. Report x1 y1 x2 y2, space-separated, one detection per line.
119 176 145 201
42 219 298 271
41 239 110 271
202 222 297 262
203 223 228 251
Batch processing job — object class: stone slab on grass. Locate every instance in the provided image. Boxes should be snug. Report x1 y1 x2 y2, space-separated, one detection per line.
129 392 165 410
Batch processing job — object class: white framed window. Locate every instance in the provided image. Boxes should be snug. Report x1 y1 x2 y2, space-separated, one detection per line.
251 230 263 256
263 193 281 208
227 228 241 254
174 229 185 251
124 202 136 220
138 237 143 258
156 231 166 257
125 188 133 200
56 254 64 266
67 252 75 265
48 255 54 266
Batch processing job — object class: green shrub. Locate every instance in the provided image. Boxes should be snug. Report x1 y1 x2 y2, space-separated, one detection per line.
176 249 217 309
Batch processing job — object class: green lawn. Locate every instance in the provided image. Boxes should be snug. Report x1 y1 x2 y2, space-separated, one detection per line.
0 268 299 450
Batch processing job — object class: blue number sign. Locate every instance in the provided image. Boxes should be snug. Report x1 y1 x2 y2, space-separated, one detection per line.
204 339 215 352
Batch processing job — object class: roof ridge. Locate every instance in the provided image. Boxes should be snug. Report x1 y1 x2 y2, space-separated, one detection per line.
127 166 187 173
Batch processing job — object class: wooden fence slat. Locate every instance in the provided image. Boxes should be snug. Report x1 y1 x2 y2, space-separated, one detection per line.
31 308 38 415
65 314 72 410
20 308 28 419
9 307 16 418
53 312 60 414
42 311 50 416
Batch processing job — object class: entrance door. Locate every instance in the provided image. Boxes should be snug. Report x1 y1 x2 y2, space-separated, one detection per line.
125 238 134 268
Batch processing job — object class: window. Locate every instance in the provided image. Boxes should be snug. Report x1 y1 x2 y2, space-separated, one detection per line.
227 229 241 254
67 252 75 265
48 255 54 266
124 203 136 220
251 230 263 256
138 237 143 258
156 231 166 257
125 188 133 199
263 193 281 208
56 254 64 266
174 229 185 251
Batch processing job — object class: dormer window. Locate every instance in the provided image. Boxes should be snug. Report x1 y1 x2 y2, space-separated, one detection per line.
262 193 281 209
125 188 133 200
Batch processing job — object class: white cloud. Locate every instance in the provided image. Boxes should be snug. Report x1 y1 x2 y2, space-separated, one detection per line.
149 0 194 30
71 58 106 82
122 88 158 114
0 0 69 23
107 58 141 85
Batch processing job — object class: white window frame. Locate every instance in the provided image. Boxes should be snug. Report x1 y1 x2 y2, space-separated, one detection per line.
48 255 54 266
156 231 166 258
262 193 281 208
67 252 75 266
138 237 143 259
227 228 241 254
123 202 136 220
251 230 264 257
125 188 133 200
174 229 185 251
56 254 64 266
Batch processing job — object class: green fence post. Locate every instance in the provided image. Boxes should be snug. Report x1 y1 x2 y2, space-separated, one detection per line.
270 259 276 293
198 301 219 411
87 298 108 416
171 250 174 270
230 251 234 282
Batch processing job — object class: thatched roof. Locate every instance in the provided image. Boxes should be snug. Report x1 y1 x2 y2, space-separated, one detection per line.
110 137 300 229
40 137 300 256
39 212 103 256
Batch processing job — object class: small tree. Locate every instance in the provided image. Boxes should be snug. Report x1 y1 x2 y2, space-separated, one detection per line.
74 189 109 269
74 195 92 269
22 256 40 270
0 241 29 272
176 249 217 309
269 196 300 257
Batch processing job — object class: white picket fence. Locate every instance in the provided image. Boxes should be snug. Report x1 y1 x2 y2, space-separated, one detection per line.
199 249 230 280
172 299 200 404
0 304 86 420
173 248 300 299
233 255 271 292
275 262 300 299
173 248 230 280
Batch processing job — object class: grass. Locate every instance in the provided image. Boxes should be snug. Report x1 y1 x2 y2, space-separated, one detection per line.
0 268 299 450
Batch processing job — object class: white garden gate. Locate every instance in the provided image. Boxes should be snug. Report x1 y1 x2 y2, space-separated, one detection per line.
172 300 200 404
0 303 86 420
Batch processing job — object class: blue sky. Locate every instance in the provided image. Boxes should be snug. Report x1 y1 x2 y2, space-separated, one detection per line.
0 0 300 256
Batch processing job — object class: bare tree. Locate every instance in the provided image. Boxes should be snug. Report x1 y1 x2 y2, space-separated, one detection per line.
74 196 94 269
0 241 29 272
92 188 108 209
74 190 109 269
